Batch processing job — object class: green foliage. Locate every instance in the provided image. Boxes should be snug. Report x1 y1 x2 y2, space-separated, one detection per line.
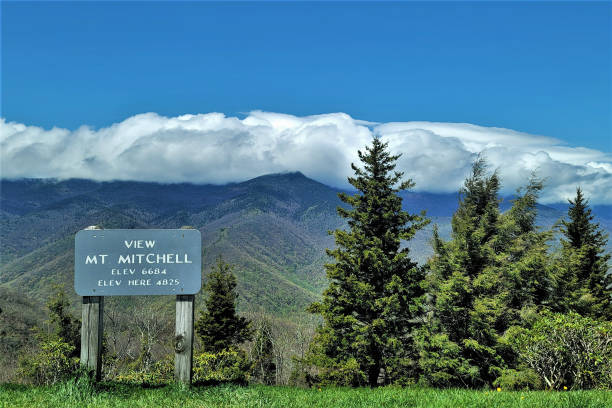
317 358 367 387
495 179 554 314
1 383 612 408
3 171 611 390
115 358 173 386
0 288 46 382
195 257 253 353
0 174 351 319
192 348 253 385
507 312 612 390
193 258 253 385
562 188 600 249
54 368 99 403
46 284 81 357
415 328 476 388
18 339 79 385
306 137 429 387
423 159 554 387
493 368 543 391
553 188 611 320
17 285 81 385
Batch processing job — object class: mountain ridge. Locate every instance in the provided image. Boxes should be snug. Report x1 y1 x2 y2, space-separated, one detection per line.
1 173 610 319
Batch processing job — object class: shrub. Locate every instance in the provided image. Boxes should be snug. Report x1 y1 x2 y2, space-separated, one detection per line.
18 285 81 385
114 357 173 386
18 339 79 385
317 358 367 387
46 285 80 358
192 348 252 385
507 312 612 390
493 368 542 390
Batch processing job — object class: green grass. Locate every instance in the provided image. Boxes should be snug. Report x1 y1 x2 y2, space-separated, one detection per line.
1 382 610 408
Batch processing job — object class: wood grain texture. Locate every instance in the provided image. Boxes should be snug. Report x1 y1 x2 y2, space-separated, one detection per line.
175 294 195 384
80 295 104 381
80 225 104 381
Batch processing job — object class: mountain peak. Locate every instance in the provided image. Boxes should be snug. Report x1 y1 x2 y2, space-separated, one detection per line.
249 171 307 181
241 171 324 187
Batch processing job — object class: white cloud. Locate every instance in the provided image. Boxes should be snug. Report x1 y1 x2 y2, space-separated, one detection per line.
1 111 610 204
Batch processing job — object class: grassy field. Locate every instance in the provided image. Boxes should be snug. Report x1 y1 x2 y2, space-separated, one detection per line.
1 382 610 408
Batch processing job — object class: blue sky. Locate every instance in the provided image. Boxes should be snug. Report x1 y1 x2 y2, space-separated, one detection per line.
2 1 610 151
2 2 612 203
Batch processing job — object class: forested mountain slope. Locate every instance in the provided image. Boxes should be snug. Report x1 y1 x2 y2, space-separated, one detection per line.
1 173 610 318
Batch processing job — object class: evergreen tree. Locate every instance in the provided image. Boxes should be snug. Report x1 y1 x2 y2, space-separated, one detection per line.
494 176 553 319
421 158 502 387
562 188 595 248
195 257 253 353
306 137 429 387
553 188 611 319
420 159 553 387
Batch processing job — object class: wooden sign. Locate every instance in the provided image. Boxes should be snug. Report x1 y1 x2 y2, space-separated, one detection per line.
76 227 199 384
75 229 201 296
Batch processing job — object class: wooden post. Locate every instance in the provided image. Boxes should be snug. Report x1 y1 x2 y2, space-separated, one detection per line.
80 225 104 381
175 294 195 384
81 295 104 381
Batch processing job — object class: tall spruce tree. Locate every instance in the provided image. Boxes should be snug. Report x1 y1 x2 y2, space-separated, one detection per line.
495 177 553 315
419 159 554 387
553 188 611 319
306 137 429 387
420 158 502 387
195 257 253 353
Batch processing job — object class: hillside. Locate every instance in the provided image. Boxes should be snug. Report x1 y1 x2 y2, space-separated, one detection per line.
0 173 341 316
1 173 611 319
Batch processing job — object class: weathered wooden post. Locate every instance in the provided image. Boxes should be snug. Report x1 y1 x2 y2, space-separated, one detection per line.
175 294 195 383
175 225 196 384
81 296 104 380
80 225 104 381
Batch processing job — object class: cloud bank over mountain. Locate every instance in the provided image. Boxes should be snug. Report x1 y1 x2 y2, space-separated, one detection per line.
1 111 610 204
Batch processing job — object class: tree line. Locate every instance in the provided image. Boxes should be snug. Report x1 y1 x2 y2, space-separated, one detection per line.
299 138 611 390
14 138 611 390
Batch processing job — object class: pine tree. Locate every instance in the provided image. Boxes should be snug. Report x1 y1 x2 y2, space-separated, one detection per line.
195 257 253 353
554 188 611 319
495 176 553 317
306 137 429 387
562 188 593 249
421 157 502 387
420 159 554 387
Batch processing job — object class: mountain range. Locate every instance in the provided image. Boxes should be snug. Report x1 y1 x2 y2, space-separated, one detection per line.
1 172 611 321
